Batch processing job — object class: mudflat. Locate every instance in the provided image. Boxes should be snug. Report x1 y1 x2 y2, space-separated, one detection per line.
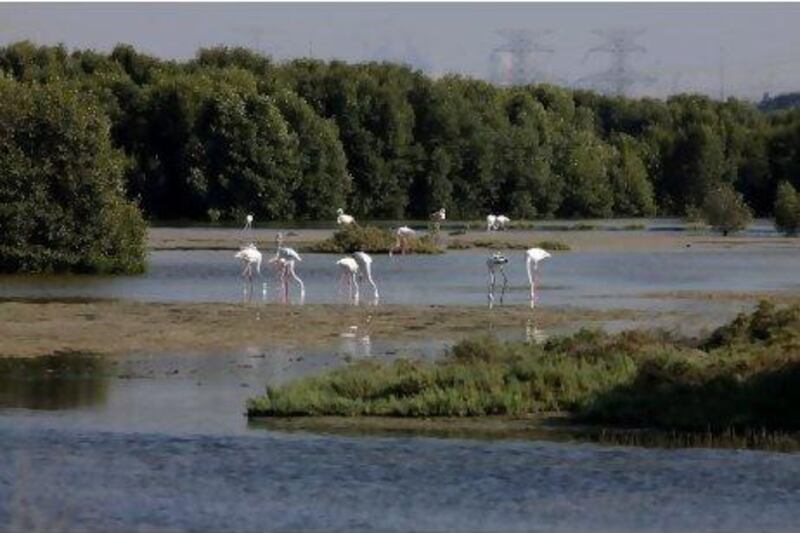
0 300 640 357
148 225 800 253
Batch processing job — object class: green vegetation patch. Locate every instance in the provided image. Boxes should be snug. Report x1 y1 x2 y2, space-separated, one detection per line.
248 302 800 432
311 224 441 254
460 240 571 251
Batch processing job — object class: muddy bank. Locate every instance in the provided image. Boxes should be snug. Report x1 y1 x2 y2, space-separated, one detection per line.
148 225 800 253
250 416 800 451
0 299 642 357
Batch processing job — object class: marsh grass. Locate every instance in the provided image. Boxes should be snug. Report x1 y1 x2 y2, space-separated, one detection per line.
311 224 441 254
450 239 571 251
248 302 800 433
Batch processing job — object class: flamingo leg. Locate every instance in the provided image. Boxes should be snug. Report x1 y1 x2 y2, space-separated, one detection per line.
352 272 360 305
287 261 305 299
364 272 379 303
487 267 496 309
499 266 508 305
280 266 289 304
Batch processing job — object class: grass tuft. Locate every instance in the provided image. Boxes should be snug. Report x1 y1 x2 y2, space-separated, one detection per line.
311 224 442 254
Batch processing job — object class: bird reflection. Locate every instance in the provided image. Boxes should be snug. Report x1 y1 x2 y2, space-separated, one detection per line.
525 316 548 345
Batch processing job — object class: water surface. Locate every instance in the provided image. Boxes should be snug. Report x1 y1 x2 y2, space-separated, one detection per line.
2 247 798 312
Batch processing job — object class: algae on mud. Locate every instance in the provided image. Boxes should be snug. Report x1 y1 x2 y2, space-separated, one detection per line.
0 298 639 357
248 301 800 434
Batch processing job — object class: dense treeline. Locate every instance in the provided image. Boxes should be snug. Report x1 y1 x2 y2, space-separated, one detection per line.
0 75 146 273
1 41 800 224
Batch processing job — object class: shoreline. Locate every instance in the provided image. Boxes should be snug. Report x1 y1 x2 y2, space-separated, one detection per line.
147 225 800 253
249 415 800 451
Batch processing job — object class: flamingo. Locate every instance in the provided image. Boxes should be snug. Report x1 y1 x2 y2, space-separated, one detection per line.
336 257 360 304
234 243 262 299
271 233 305 303
526 248 551 308
486 251 510 308
336 208 355 226
495 215 511 230
430 207 446 231
389 226 416 257
352 251 379 303
486 214 497 232
242 214 254 235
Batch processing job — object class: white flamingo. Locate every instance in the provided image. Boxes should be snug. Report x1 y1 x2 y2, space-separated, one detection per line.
352 251 379 303
430 207 446 229
242 214 254 236
486 214 497 232
336 208 355 226
389 226 416 257
486 251 510 308
271 233 305 303
495 215 511 230
526 248 551 308
234 243 263 299
336 257 360 304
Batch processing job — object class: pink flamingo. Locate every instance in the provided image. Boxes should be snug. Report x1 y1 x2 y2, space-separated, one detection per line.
486 251 510 308
336 257 360 305
389 226 416 257
526 248 551 308
270 233 305 303
234 243 263 301
352 251 379 303
336 208 355 226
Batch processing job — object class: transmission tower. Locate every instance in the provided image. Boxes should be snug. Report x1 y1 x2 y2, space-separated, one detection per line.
577 28 655 96
491 29 554 86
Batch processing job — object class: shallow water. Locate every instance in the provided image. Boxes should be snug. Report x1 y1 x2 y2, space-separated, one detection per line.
3 229 800 530
2 353 800 531
1 246 799 313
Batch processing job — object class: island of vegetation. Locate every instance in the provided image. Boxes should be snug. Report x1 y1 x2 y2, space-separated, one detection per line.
248 301 800 439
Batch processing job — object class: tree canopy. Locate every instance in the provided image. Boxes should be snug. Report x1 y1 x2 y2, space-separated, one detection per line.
1 41 800 227
0 76 146 273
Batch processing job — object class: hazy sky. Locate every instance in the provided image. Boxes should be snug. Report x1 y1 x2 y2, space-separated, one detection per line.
2 2 799 100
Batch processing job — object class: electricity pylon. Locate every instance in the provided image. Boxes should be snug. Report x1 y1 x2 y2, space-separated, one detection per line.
577 28 655 96
491 29 554 86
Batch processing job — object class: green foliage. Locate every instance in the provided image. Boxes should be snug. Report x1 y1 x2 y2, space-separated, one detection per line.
248 302 800 432
700 183 753 236
2 42 800 222
0 77 146 273
774 181 800 236
535 240 572 251
609 135 656 216
312 224 441 254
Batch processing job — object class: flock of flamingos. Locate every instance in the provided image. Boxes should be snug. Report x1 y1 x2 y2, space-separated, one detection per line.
234 208 551 308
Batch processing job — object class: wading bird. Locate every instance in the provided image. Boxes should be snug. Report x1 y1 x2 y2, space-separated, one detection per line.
336 257 360 305
242 214 254 236
270 233 305 303
234 243 262 299
336 208 355 226
430 207 446 230
389 226 416 257
352 251 379 304
525 247 551 308
486 214 497 232
486 251 510 308
495 215 511 230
